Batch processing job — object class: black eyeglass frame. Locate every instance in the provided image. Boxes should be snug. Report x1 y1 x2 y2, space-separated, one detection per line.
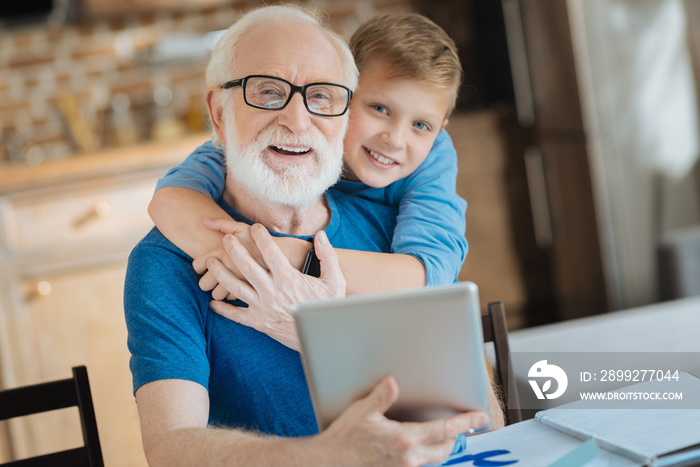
221 74 353 117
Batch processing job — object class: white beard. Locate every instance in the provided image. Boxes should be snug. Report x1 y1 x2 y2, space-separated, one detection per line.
223 113 345 208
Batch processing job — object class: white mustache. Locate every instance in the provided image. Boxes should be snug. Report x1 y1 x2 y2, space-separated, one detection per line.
255 125 328 155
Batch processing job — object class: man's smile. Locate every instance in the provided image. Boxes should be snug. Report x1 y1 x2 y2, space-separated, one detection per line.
270 144 312 156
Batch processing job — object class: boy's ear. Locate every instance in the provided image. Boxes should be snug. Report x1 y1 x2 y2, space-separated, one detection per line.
440 118 449 132
206 88 227 145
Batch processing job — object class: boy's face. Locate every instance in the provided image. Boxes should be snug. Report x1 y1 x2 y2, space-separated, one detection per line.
342 60 452 188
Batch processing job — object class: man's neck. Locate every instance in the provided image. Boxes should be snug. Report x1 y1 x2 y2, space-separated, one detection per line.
222 179 331 236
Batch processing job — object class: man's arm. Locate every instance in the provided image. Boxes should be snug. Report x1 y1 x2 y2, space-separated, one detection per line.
136 377 490 467
136 379 319 466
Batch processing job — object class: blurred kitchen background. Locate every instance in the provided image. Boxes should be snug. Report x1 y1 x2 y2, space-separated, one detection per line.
1 0 700 464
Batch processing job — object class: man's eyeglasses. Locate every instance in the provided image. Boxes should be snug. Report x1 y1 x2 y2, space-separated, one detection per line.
221 75 352 117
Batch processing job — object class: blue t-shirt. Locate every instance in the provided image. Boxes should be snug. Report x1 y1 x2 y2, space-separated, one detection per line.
124 190 397 436
156 130 468 285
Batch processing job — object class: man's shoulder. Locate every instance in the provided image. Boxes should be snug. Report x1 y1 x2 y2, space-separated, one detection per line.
127 227 195 277
125 227 208 316
131 226 188 255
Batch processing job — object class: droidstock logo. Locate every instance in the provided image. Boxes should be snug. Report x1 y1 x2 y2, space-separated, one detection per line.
528 360 568 400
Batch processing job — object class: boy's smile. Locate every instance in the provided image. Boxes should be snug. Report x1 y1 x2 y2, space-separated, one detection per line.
342 60 451 188
364 146 398 167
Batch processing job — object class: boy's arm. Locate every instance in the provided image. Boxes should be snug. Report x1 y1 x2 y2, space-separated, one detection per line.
149 143 257 299
388 130 468 286
150 192 427 296
150 141 429 295
149 187 227 258
150 188 273 301
332 249 426 293
149 140 231 259
191 218 425 296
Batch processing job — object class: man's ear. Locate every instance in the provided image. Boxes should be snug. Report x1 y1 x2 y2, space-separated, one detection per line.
206 88 227 145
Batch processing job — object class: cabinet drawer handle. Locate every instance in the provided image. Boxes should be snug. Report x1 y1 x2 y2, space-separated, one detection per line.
73 201 112 228
26 281 52 301
502 0 536 127
37 281 52 296
524 147 553 248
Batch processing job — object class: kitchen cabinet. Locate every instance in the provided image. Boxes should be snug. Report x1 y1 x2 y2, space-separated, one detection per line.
502 0 608 319
0 260 144 465
0 134 207 465
536 140 607 318
452 110 557 330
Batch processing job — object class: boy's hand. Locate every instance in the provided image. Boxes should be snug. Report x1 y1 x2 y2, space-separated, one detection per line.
207 224 345 350
193 245 241 301
192 218 264 301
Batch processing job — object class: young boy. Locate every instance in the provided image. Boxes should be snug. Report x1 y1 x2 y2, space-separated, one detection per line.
149 12 467 298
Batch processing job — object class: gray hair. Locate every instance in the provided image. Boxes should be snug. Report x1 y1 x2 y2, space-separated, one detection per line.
206 5 358 147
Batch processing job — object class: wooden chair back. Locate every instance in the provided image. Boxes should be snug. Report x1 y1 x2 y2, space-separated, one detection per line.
0 366 104 467
482 302 522 424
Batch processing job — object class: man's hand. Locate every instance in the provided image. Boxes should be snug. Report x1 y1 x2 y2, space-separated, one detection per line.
207 224 346 350
192 218 261 301
317 376 490 467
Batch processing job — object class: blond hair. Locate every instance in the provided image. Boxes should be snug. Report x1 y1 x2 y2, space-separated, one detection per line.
350 13 462 115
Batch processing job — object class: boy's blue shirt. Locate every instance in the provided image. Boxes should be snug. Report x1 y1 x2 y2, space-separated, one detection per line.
156 129 468 285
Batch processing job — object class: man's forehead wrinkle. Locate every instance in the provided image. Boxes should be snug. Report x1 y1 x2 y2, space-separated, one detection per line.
235 23 345 85
260 49 344 85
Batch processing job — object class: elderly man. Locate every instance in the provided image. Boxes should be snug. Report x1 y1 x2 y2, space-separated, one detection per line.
124 5 493 466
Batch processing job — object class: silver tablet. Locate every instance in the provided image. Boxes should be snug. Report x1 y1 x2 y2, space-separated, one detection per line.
292 281 491 430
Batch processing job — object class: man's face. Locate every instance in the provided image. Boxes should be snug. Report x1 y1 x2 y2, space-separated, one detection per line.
218 22 349 207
